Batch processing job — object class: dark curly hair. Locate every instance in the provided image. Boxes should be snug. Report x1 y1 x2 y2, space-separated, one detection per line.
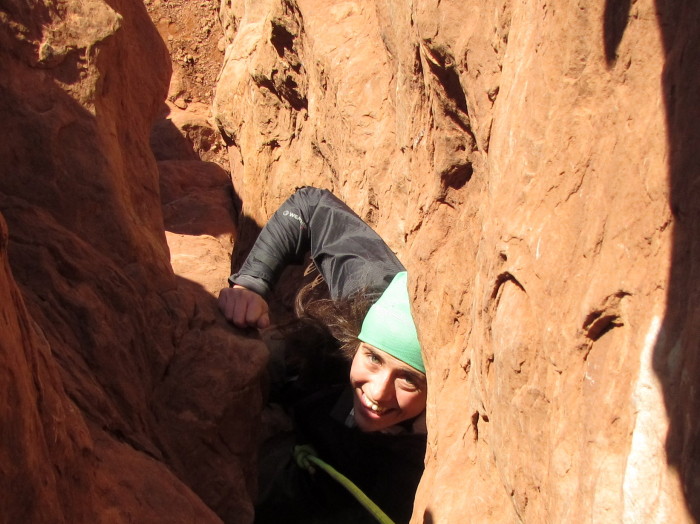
265 265 374 398
293 268 375 357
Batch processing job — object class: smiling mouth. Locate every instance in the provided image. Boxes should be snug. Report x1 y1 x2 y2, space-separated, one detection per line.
361 392 388 415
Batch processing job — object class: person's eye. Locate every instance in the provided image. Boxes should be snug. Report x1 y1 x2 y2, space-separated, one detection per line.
399 376 419 391
365 351 381 365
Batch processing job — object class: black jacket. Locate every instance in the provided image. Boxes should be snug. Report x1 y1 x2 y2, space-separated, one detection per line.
232 187 424 524
229 186 405 300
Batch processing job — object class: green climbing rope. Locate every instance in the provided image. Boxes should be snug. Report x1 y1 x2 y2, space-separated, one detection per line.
293 445 396 524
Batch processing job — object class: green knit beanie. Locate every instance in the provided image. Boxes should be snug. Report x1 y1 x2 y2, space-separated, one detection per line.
358 272 425 373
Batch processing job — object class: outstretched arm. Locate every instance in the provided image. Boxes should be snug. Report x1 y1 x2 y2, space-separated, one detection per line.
219 187 404 327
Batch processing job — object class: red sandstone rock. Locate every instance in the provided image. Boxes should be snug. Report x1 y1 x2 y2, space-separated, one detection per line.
158 159 237 294
2 0 699 522
151 101 228 166
0 0 266 522
0 211 224 523
213 0 700 522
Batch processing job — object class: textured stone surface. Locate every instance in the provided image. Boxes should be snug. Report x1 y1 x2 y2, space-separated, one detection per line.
158 158 236 294
2 0 699 522
213 0 699 522
0 0 266 522
151 101 229 166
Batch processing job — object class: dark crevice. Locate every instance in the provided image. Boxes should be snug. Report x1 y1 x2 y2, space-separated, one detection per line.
582 291 630 341
652 0 700 515
270 19 295 57
471 411 480 442
491 272 526 301
582 312 623 341
413 44 423 77
216 122 237 147
421 43 477 141
603 0 633 65
461 357 471 376
424 47 469 116
254 73 308 111
441 161 473 191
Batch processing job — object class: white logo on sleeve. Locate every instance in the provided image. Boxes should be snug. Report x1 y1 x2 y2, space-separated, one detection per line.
282 209 306 227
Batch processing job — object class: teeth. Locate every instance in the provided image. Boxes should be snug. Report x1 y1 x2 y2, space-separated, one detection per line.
363 393 385 414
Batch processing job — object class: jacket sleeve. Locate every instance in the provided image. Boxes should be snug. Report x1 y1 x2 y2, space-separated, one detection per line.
229 187 405 300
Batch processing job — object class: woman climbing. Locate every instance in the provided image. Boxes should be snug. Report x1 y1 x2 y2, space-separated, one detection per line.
218 186 426 523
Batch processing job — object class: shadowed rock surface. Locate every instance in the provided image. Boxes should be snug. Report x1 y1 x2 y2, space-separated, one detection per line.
0 0 265 522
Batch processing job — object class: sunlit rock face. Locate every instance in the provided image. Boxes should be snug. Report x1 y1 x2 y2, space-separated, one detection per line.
0 0 266 522
1 0 698 522
213 0 699 522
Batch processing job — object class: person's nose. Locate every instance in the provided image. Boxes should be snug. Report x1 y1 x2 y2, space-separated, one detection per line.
368 371 395 404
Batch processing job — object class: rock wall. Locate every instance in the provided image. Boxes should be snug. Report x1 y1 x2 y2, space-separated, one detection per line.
0 0 266 522
213 0 699 522
2 0 699 522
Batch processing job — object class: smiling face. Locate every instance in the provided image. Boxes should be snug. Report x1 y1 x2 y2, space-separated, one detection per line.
349 342 427 432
